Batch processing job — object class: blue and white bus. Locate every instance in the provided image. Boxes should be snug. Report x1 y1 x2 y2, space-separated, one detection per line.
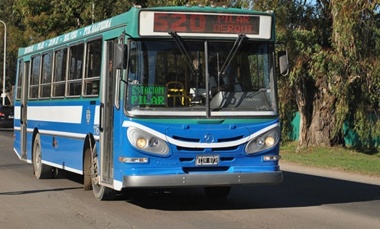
14 5 288 200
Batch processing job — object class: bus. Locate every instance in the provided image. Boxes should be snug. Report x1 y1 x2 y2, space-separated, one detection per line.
14 5 288 200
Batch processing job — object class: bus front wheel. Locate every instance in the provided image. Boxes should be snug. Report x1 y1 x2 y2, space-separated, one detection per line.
32 134 53 179
88 147 116 200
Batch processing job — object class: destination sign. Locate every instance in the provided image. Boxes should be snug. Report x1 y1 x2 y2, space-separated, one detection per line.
128 85 167 106
139 11 273 39
153 13 259 34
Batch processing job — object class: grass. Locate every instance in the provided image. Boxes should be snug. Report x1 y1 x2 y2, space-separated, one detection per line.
280 141 380 177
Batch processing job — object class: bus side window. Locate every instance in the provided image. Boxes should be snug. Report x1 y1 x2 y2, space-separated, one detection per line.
29 55 41 99
16 59 24 100
40 52 53 98
53 48 67 98
68 43 84 96
84 39 102 96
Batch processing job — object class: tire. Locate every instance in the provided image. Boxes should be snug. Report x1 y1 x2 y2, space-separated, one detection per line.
83 147 92 190
204 186 231 198
89 147 116 200
32 134 53 179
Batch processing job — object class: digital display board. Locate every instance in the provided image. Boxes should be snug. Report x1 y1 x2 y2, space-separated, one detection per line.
139 11 273 39
153 13 260 35
128 85 167 106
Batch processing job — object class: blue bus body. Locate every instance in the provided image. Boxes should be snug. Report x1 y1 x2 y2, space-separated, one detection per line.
14 5 284 199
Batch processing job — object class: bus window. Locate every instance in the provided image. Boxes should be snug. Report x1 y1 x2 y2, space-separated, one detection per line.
84 39 102 96
53 48 67 98
40 52 53 98
29 55 41 99
16 60 23 100
68 43 84 96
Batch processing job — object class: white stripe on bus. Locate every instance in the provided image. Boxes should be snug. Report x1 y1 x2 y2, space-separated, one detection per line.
14 105 83 124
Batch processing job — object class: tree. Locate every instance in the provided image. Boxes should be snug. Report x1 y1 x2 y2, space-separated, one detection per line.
278 0 380 148
324 0 380 148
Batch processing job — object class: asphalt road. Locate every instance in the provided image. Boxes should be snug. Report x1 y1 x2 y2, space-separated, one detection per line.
1 129 380 229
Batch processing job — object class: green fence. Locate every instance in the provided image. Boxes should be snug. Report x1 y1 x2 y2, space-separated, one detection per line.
289 112 379 148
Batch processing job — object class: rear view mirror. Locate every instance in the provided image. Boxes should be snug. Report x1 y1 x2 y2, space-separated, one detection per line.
278 50 289 76
114 44 127 69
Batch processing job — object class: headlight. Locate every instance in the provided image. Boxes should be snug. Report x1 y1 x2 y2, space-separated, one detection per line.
127 127 169 156
136 137 147 149
245 127 280 154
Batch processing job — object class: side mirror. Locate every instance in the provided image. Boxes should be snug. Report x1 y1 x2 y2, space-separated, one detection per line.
278 50 289 76
114 44 128 69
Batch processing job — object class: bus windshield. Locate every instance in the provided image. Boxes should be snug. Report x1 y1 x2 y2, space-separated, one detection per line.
125 39 277 117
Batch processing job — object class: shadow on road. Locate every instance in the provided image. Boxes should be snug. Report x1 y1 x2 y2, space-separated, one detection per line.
0 187 82 196
121 171 380 210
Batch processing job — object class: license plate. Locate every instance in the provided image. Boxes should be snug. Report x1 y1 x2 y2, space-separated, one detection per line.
8 115 13 118
196 155 219 166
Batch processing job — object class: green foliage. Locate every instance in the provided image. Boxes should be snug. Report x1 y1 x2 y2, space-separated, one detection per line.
328 0 380 148
13 0 139 42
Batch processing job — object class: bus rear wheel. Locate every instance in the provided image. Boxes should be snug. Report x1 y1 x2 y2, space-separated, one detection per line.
32 134 53 179
88 148 116 200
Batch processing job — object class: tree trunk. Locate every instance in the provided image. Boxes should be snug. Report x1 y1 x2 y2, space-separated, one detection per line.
306 84 336 147
295 75 314 148
297 76 339 148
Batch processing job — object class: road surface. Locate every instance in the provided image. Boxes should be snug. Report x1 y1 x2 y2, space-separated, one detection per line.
1 129 380 229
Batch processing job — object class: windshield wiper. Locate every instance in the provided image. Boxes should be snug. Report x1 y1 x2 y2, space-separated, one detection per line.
219 33 246 77
169 31 198 77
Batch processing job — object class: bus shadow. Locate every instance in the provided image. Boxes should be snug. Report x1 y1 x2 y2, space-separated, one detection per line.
121 171 380 210
0 187 82 196
0 128 14 134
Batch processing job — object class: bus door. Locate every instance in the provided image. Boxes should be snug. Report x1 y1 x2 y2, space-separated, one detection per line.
98 39 117 185
19 61 29 160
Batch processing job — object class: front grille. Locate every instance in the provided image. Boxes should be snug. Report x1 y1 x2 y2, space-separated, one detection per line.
218 135 244 142
172 135 200 142
176 145 240 152
167 125 249 153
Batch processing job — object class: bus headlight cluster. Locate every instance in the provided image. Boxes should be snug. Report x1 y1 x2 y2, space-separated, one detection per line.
245 127 280 154
127 127 169 156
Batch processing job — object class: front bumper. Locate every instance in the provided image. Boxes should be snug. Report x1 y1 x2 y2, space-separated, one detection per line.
122 171 283 188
